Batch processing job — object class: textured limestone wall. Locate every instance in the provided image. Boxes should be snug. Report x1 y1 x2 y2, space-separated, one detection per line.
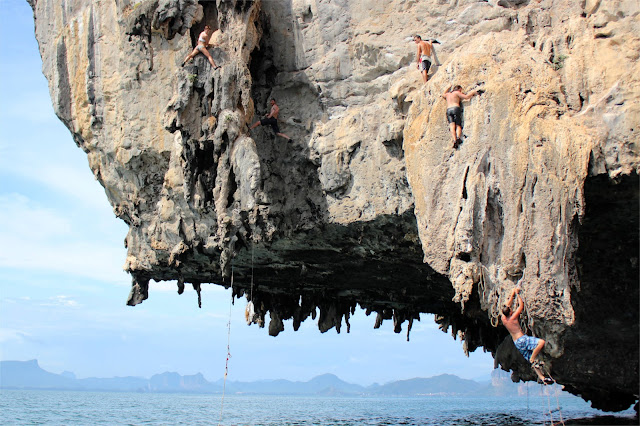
29 0 638 411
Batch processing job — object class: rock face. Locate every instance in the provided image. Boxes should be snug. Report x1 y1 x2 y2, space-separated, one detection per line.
28 0 638 412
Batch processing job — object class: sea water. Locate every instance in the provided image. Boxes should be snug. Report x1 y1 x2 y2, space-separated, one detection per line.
0 390 636 425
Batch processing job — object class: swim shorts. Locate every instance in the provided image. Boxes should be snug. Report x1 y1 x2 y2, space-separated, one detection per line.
514 335 541 362
260 117 280 134
446 106 462 126
420 55 431 72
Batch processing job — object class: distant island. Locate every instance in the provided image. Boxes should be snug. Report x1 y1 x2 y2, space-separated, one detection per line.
1 360 572 397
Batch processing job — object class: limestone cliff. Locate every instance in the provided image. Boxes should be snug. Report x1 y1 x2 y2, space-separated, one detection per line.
28 0 638 411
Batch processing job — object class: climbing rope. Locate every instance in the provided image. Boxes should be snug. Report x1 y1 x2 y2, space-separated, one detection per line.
483 265 531 335
480 266 503 328
218 266 234 426
478 266 487 302
516 281 531 336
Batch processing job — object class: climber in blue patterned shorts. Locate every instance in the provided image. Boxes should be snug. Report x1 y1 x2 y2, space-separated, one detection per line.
501 287 553 385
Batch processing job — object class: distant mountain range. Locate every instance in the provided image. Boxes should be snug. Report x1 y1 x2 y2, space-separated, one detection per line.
0 360 563 397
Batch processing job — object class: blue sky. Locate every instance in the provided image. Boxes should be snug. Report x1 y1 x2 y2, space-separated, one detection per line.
0 0 494 385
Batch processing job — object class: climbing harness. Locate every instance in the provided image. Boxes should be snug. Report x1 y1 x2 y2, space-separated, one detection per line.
218 266 234 426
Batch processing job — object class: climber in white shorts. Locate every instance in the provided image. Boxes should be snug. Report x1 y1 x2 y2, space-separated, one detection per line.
182 25 220 70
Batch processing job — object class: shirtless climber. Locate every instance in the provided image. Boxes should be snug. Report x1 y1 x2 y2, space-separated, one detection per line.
182 25 220 69
413 35 439 83
249 98 294 143
501 287 553 385
442 85 482 149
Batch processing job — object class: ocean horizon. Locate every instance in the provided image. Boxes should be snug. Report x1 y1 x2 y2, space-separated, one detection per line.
1 389 638 425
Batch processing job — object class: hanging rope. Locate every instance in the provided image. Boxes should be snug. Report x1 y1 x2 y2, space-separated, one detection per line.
537 365 565 426
481 266 504 328
540 383 548 426
516 281 531 336
552 377 566 426
478 265 487 302
245 241 256 325
218 266 234 426
250 241 254 302
545 370 566 426
546 385 555 426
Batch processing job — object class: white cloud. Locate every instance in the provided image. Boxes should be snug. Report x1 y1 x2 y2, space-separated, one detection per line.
0 239 129 284
199 312 228 320
0 155 111 211
41 296 80 308
149 280 181 292
0 193 128 283
0 90 58 125
34 165 111 211
0 194 72 238
0 328 30 344
408 319 439 332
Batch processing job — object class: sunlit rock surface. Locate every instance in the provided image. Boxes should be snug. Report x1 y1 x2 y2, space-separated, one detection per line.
28 0 638 412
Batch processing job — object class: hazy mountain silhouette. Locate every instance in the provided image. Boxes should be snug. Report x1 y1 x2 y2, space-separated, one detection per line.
1 360 76 389
367 374 482 395
0 360 559 397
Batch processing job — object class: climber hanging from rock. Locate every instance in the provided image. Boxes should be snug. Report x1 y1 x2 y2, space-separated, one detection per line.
442 85 483 149
181 25 221 69
249 98 294 143
413 35 439 83
501 287 553 385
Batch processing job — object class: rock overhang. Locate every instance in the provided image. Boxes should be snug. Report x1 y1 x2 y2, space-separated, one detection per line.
28 0 639 413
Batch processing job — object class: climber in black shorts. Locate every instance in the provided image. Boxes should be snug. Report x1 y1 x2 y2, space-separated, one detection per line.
249 98 293 142
261 116 280 134
442 85 482 148
413 35 438 83
446 106 462 127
